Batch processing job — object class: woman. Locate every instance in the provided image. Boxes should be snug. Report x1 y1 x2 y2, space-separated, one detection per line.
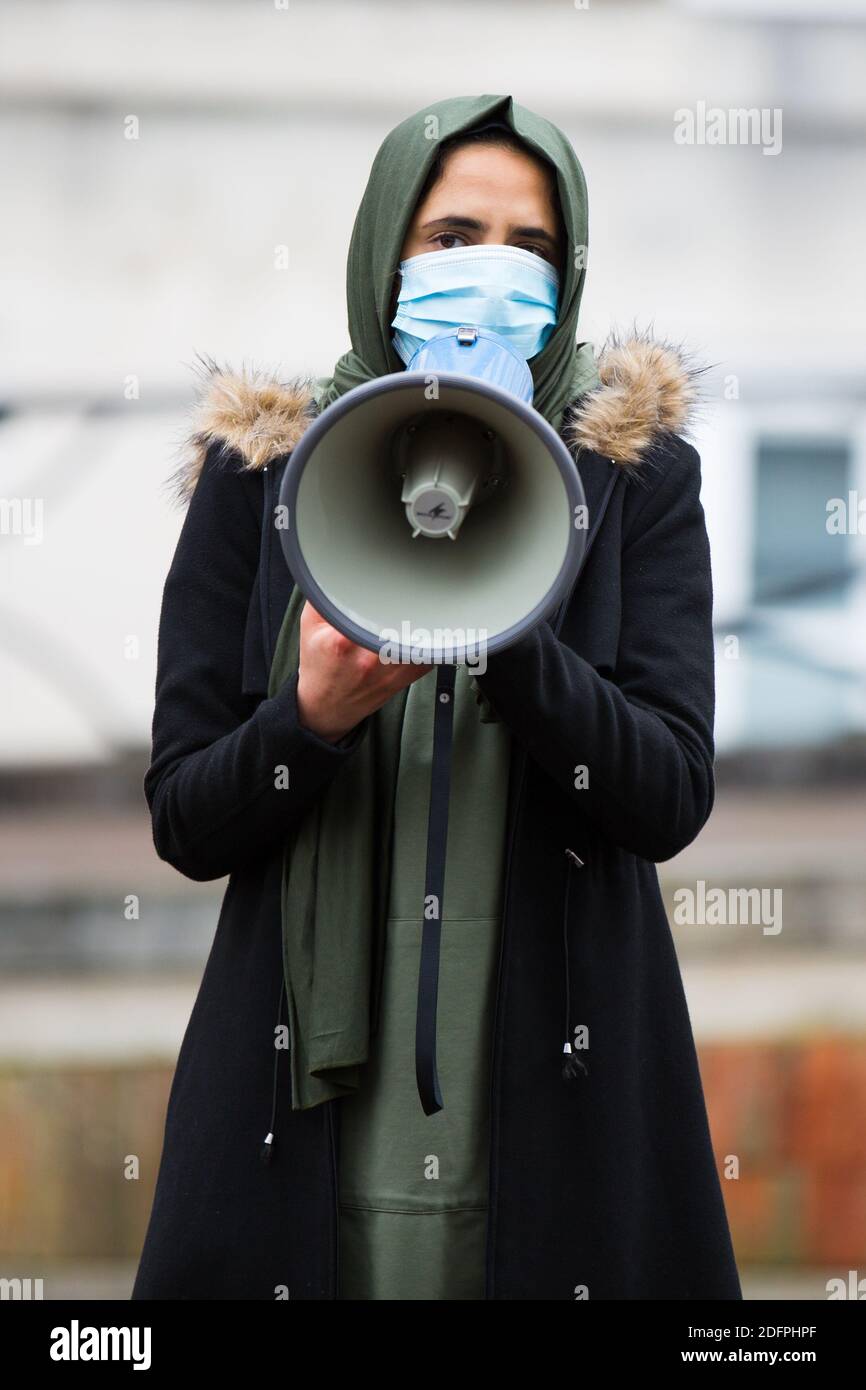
132 93 742 1301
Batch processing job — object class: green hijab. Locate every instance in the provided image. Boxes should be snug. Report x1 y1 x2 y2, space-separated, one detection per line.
314 93 599 434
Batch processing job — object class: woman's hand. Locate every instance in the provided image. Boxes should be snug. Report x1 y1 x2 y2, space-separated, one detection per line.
296 601 433 743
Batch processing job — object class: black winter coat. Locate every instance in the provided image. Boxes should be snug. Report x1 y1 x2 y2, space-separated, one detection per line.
131 333 742 1301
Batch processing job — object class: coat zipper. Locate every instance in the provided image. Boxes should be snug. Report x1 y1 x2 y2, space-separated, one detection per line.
484 740 528 1299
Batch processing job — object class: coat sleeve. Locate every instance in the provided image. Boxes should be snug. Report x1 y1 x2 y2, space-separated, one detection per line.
144 445 368 882
474 441 715 862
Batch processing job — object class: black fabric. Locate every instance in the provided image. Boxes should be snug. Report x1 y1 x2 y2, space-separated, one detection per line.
415 661 458 1117
131 431 742 1301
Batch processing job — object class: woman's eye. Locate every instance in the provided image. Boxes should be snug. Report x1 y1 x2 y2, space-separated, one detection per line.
518 244 551 263
432 232 469 250
429 233 551 262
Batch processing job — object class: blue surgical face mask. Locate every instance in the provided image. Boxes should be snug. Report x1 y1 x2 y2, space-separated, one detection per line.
390 243 559 366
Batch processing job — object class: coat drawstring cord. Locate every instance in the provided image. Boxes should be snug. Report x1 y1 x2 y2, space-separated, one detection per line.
260 974 287 1165
562 848 589 1083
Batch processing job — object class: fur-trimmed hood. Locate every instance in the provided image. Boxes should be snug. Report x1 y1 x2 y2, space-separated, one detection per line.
170 330 702 506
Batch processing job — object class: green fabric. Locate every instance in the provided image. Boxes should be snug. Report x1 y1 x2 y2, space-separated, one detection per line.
267 588 409 1110
313 92 599 436
267 589 503 1110
337 664 511 1300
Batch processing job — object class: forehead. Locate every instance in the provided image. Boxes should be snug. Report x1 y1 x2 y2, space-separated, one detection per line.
418 142 559 222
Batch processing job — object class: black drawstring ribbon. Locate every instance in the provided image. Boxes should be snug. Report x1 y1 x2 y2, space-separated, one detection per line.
415 662 458 1116
562 847 589 1083
260 974 287 1164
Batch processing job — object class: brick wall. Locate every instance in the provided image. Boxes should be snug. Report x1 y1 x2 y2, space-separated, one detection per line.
702 1039 866 1266
2 1041 865 1268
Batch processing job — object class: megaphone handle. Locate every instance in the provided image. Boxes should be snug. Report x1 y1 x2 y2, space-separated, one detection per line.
415 661 458 1117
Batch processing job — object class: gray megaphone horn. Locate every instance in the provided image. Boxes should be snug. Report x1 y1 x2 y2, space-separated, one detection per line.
277 326 587 667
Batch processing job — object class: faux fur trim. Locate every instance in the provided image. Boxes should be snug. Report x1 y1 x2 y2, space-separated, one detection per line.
564 328 704 470
168 331 703 506
167 354 320 506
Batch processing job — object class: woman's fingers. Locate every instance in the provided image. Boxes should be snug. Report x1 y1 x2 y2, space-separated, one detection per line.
297 600 439 741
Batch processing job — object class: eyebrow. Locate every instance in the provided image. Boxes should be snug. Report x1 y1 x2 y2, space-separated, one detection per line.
419 215 558 249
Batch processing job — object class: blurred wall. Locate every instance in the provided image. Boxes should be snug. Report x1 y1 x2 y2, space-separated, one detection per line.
1 0 865 1300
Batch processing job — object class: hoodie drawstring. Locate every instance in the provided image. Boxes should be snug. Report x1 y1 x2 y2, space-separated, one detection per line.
562 847 588 1083
260 974 287 1164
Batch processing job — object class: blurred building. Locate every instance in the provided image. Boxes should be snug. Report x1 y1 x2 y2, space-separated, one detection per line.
1 0 865 1298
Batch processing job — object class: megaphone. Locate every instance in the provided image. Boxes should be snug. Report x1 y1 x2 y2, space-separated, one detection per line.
277 326 587 1118
277 326 587 665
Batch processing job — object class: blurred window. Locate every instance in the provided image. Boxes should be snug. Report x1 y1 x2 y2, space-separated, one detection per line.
739 435 858 749
753 438 852 607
